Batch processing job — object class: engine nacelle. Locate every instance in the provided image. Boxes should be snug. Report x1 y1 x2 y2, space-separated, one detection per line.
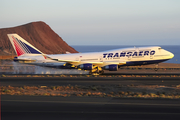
104 64 118 71
79 63 93 70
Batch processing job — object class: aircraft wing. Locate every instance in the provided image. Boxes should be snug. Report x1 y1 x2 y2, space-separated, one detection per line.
104 61 126 65
51 58 79 63
45 55 126 66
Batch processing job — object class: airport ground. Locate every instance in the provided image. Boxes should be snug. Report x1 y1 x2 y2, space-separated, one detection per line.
2 95 180 120
1 76 180 86
1 77 180 120
1 61 180 119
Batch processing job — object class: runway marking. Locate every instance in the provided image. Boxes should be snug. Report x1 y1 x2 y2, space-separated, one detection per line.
2 99 180 106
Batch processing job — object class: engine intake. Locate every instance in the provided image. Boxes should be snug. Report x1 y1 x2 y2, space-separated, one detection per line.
79 63 93 70
104 64 118 71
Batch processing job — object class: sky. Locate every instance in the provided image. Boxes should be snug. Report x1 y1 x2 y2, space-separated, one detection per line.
0 0 180 45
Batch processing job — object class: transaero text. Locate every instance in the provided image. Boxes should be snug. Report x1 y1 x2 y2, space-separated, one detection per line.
103 50 155 58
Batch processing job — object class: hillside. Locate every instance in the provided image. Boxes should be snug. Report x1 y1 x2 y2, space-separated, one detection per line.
0 21 78 55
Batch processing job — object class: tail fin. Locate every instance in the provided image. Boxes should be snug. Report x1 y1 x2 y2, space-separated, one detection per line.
7 34 43 56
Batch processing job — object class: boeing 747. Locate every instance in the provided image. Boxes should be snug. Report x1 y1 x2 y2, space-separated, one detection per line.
7 34 174 74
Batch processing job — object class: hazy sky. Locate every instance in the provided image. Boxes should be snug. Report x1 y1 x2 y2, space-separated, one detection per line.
1 0 180 45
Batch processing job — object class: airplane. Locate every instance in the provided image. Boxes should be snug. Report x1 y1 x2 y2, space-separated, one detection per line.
7 34 174 74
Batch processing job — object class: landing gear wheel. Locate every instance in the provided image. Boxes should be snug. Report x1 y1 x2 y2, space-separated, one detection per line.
89 66 103 75
99 70 104 75
154 64 159 71
89 70 104 75
154 68 158 71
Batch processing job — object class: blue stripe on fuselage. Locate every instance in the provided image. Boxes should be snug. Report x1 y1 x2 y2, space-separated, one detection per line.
119 59 170 67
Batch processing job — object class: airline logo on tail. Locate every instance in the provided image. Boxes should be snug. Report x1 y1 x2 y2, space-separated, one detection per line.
8 34 42 56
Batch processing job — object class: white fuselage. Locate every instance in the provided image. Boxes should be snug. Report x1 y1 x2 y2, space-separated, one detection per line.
17 46 174 68
49 46 173 64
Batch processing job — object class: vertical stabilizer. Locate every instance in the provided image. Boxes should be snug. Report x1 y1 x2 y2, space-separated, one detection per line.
7 34 43 56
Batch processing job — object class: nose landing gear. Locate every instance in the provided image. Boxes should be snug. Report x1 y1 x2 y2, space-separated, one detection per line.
154 64 159 71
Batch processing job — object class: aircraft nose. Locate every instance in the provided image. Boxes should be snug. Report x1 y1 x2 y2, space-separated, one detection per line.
170 52 174 59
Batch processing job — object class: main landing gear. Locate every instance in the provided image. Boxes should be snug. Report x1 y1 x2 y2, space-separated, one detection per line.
89 66 104 75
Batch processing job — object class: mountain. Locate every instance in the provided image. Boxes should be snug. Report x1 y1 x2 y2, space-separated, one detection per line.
0 21 78 55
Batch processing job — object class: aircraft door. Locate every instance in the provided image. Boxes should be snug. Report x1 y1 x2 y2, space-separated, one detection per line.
126 51 133 60
150 55 153 59
150 50 155 59
127 54 131 60
99 56 103 62
76 57 79 61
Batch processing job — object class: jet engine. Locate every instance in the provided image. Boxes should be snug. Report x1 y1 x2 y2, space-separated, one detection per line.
104 64 118 71
79 63 93 70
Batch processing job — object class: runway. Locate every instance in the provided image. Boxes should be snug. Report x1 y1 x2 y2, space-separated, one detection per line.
1 76 180 87
1 77 180 119
2 95 180 120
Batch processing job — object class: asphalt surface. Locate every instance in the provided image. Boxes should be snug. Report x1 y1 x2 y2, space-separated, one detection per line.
1 77 180 120
1 95 180 120
1 77 180 87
